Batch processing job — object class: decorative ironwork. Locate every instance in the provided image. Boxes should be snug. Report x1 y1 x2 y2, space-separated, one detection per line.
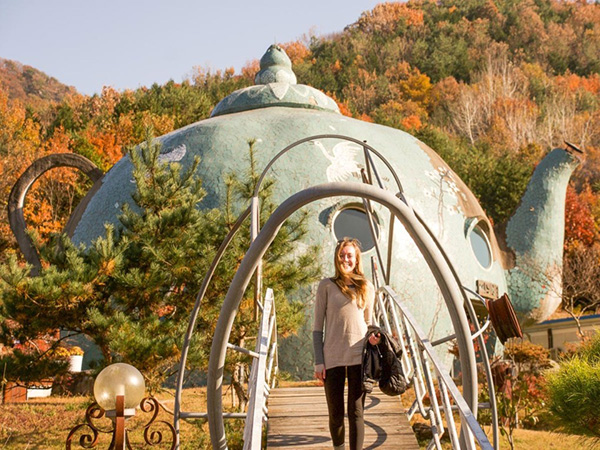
66 403 110 449
66 403 113 450
66 396 176 449
140 397 176 448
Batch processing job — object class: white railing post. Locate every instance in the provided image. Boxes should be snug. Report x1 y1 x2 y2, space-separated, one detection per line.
242 288 276 450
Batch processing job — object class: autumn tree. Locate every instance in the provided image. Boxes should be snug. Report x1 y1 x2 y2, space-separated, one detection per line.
0 87 41 254
538 73 600 152
564 184 598 250
0 87 98 253
562 245 600 337
495 340 552 450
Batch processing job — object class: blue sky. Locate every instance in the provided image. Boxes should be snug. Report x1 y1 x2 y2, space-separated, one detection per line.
0 0 381 95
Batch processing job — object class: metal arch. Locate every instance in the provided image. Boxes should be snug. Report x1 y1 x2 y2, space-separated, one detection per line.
252 134 405 199
249 134 407 318
207 182 478 450
7 153 103 275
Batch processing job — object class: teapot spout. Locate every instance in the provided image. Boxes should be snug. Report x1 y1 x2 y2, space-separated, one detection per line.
505 146 581 323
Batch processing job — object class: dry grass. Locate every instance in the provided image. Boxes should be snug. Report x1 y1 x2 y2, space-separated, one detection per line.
0 385 594 449
1 395 93 449
493 428 597 449
0 387 237 449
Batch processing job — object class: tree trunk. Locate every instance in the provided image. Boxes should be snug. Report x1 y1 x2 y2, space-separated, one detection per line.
232 362 248 412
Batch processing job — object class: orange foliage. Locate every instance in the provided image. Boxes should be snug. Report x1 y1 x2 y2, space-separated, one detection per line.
343 68 379 115
22 127 81 238
139 111 175 137
326 91 353 117
279 41 311 65
430 76 460 110
402 115 422 131
384 62 411 83
1 86 114 247
564 184 598 250
539 73 600 150
373 99 426 131
385 62 432 108
241 59 260 82
0 88 41 250
23 200 62 237
555 73 600 95
87 86 120 123
356 2 424 34
331 60 343 75
44 125 72 154
353 54 366 69
576 145 600 189
359 113 374 123
399 71 432 107
84 126 123 166
0 90 40 152
115 112 136 148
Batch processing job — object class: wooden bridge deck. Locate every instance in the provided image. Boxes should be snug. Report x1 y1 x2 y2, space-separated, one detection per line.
266 386 420 449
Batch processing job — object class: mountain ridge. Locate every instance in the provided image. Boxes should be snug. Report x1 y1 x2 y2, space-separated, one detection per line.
0 57 78 109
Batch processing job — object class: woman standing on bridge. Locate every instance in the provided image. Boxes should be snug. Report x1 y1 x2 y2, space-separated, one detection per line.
313 237 377 450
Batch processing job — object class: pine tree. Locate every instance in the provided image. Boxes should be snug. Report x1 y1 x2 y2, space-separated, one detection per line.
0 133 320 392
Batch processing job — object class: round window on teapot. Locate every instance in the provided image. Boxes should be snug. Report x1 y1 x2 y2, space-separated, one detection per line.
332 205 379 252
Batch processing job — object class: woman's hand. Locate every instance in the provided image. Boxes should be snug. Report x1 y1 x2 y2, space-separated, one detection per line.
314 364 326 381
368 332 381 345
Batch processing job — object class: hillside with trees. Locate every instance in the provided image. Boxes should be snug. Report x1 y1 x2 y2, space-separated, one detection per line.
0 0 599 385
0 58 77 110
1 0 598 242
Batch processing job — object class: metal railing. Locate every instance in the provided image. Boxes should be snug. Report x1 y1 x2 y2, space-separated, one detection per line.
174 287 278 450
242 288 278 450
373 284 493 449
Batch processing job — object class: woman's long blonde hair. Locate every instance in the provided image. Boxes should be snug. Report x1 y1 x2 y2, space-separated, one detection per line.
333 237 369 309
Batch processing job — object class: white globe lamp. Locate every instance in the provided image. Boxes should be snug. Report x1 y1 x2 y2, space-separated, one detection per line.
93 363 146 416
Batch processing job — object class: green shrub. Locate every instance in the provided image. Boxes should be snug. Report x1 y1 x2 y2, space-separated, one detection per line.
546 332 600 443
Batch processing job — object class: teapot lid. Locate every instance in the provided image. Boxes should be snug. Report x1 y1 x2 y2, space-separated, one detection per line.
210 45 340 117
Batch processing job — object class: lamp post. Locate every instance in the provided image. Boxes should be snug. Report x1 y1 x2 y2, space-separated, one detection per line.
66 363 175 449
93 363 145 449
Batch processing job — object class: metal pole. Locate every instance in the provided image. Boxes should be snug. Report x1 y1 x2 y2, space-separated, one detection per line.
251 196 262 321
114 395 126 450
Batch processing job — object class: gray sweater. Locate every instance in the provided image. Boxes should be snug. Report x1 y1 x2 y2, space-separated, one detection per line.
313 278 375 370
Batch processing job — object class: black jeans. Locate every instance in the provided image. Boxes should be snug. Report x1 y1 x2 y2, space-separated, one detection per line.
324 364 365 450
